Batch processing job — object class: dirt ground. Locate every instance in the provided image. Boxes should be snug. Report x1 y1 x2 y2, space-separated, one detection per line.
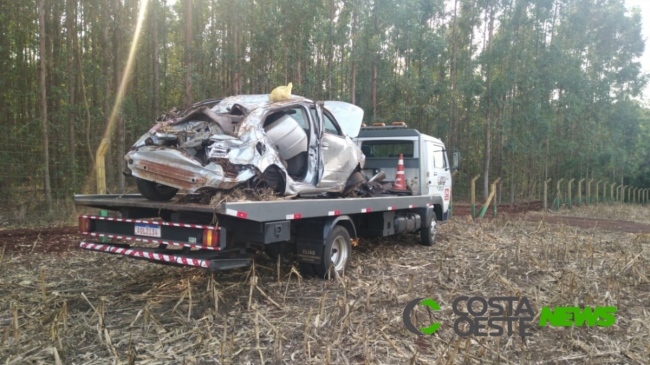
1 203 649 364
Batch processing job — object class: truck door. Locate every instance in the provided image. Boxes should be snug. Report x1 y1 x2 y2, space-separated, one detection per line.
425 141 437 196
425 141 452 212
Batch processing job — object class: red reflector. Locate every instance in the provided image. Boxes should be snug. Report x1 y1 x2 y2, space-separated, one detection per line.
79 216 91 233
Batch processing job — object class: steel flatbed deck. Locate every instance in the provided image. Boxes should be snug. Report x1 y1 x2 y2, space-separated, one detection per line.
74 193 442 222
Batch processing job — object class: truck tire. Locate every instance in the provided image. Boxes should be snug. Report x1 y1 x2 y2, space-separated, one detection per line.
420 213 438 246
136 178 179 201
314 225 352 279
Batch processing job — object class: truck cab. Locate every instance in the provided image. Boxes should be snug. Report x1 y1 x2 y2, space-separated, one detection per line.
354 123 457 220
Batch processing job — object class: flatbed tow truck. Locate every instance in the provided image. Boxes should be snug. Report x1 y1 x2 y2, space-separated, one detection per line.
74 125 459 278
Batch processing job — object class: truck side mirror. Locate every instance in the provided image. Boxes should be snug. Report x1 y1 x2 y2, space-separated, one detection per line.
451 150 461 171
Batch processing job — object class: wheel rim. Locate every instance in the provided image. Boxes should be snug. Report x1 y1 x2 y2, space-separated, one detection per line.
330 236 349 271
429 219 438 241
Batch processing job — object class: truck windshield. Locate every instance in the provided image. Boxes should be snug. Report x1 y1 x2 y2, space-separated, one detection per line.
360 141 414 158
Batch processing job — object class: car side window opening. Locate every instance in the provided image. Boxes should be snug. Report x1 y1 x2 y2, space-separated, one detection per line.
262 107 310 180
310 108 343 136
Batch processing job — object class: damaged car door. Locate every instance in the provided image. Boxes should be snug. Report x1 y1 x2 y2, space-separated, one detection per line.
311 106 361 189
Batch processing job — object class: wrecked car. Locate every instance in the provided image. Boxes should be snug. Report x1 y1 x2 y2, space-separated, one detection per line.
125 95 367 201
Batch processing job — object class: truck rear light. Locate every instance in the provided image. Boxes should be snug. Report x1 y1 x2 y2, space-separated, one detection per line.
202 228 218 247
79 216 91 233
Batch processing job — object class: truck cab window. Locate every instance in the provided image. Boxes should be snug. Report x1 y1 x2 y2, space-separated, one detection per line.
360 141 415 158
433 149 446 168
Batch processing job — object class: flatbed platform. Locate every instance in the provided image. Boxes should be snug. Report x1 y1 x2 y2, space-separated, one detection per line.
74 194 442 222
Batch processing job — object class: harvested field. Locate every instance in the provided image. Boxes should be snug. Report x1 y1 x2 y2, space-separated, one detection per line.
1 206 649 364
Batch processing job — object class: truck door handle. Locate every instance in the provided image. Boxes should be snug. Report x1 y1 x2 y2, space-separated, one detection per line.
322 142 329 149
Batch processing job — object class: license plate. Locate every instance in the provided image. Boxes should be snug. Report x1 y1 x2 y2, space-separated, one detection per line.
134 223 161 238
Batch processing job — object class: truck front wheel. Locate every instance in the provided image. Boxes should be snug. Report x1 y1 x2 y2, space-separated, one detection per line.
313 225 352 279
420 214 438 246
136 178 179 201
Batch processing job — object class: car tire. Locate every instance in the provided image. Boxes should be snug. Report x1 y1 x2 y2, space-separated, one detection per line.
420 213 438 246
313 225 352 279
136 178 179 201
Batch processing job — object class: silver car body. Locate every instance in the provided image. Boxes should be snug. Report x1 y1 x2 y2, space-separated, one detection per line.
125 95 366 196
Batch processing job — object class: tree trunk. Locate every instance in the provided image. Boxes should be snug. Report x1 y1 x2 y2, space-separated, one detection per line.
152 0 160 117
350 0 356 104
449 0 458 151
114 0 125 194
38 0 53 212
102 0 113 192
233 22 240 94
66 0 76 188
483 6 494 201
372 62 377 120
184 0 192 106
327 0 334 99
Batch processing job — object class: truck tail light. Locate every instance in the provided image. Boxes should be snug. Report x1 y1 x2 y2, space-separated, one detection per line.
202 228 218 247
79 216 91 233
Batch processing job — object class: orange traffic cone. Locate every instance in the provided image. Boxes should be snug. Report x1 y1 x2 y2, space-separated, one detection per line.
393 153 407 191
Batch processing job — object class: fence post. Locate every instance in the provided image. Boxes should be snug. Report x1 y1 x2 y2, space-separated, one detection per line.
478 177 500 219
595 180 602 204
610 183 616 204
544 179 551 212
577 178 585 205
492 178 501 218
567 179 575 209
627 185 631 203
618 185 623 202
471 174 480 219
554 178 564 211
449 171 458 218
587 179 593 204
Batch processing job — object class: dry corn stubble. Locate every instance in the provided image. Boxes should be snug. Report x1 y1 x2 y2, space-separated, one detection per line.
0 205 649 364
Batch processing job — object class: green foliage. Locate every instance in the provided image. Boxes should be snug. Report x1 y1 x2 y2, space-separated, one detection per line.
0 0 648 213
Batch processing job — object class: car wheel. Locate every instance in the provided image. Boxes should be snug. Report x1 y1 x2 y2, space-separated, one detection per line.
136 178 179 201
313 225 352 279
420 213 438 246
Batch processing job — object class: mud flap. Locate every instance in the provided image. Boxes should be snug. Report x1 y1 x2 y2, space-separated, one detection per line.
296 240 324 264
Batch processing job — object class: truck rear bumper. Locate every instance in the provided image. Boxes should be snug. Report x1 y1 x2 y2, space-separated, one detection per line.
80 242 251 270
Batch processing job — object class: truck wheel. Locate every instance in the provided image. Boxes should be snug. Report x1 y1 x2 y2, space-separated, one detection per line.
314 225 352 279
136 178 179 201
420 214 438 246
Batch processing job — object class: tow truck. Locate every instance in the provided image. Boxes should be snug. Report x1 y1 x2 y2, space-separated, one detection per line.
75 123 459 278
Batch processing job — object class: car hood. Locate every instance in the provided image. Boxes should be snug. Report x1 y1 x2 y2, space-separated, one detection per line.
324 101 364 138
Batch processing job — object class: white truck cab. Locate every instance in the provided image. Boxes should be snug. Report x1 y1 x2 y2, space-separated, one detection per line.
354 123 459 219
